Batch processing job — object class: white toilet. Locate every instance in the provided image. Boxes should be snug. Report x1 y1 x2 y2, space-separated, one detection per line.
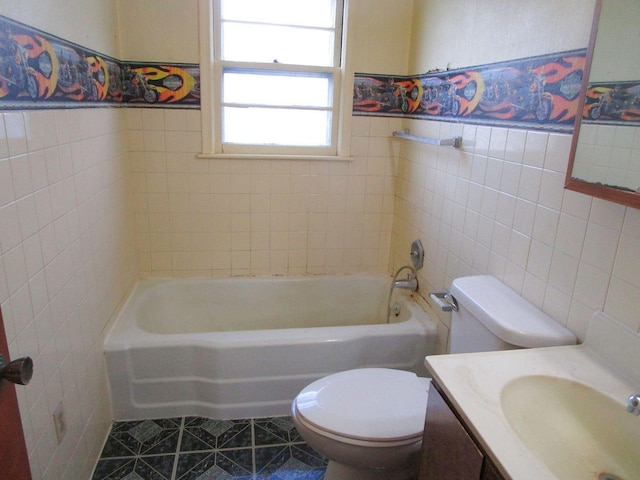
292 275 576 480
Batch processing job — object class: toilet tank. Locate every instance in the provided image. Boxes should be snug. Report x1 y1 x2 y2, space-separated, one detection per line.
448 276 576 354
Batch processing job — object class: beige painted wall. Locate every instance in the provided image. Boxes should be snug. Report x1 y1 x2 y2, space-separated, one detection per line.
0 0 120 57
115 0 414 70
409 0 596 73
116 0 199 63
349 0 414 75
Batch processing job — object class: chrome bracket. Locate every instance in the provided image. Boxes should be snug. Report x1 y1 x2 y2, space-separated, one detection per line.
429 290 458 312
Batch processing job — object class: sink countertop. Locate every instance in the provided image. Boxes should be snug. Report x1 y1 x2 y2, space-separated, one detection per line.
425 312 640 480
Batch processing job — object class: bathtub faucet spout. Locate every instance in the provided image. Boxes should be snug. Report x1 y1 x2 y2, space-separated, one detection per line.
387 265 418 323
392 274 418 291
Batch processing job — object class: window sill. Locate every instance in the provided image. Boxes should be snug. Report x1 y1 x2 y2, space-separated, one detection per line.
196 152 354 162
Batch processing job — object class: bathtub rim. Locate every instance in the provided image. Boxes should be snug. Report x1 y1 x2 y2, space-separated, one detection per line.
103 274 436 352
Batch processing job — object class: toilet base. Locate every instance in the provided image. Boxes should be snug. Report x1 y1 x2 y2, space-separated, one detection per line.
324 459 418 480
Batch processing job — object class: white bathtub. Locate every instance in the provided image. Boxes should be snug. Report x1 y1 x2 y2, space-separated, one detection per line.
104 274 437 420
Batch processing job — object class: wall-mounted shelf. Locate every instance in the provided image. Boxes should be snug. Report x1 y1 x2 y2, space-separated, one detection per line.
392 129 462 148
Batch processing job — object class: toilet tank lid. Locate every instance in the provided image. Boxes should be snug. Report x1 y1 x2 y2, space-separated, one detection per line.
451 276 576 348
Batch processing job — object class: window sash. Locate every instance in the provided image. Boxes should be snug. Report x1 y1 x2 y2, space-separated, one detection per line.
222 107 332 146
221 22 336 67
200 0 352 158
222 67 333 108
220 0 336 29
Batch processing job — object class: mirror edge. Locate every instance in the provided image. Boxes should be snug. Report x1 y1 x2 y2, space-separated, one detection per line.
564 0 640 209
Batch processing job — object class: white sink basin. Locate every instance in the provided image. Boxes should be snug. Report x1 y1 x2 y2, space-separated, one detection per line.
501 375 640 480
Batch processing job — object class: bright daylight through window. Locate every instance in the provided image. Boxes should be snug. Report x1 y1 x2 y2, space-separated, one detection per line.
202 0 348 157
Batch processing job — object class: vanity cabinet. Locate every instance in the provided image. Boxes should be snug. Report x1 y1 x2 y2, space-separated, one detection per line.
418 381 505 480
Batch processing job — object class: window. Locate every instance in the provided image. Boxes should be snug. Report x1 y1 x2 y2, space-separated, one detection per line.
199 0 352 158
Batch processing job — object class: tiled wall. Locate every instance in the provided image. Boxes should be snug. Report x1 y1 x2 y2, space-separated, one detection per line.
129 109 398 278
0 109 137 479
391 118 640 344
573 123 640 189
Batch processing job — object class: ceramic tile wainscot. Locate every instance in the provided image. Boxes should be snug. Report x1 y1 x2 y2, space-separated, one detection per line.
91 416 327 480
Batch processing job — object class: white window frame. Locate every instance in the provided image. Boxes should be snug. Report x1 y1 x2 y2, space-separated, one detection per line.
198 0 353 160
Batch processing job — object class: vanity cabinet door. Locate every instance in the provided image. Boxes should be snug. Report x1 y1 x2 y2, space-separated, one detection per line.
418 384 484 480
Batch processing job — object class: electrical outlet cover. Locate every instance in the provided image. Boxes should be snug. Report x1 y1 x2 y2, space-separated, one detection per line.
53 401 66 444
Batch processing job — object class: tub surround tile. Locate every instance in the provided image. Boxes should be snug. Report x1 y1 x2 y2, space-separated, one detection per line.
92 416 327 480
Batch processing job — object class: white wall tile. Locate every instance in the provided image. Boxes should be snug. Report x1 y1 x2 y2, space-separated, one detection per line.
537 170 564 211
554 213 587 258
589 197 626 230
392 117 640 340
488 128 508 159
0 115 9 159
622 207 640 238
508 230 530 268
527 239 553 281
532 206 559 247
5 112 28 157
581 223 619 272
518 165 542 202
504 129 526 163
500 161 521 196
1 109 137 480
512 199 536 237
10 155 33 200
544 134 572 173
542 285 571 326
573 262 609 311
523 131 548 167
613 233 640 288
605 276 640 332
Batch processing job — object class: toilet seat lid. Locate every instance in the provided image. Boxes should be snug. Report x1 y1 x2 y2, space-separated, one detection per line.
294 368 429 441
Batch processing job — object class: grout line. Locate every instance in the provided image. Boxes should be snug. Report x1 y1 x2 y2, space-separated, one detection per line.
170 416 186 480
251 418 257 478
98 440 304 461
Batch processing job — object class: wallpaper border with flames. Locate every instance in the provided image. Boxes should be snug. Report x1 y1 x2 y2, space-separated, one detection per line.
582 81 640 126
354 50 589 133
0 15 200 109
4 13 639 131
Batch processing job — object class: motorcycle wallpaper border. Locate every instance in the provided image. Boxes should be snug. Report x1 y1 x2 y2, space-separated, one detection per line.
0 15 200 109
2 13 637 132
582 80 640 126
353 49 590 133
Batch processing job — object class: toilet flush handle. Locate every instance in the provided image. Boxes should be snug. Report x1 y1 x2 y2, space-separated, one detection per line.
429 290 458 312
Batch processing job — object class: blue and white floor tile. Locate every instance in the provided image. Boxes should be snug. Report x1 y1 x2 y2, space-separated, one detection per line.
91 416 327 480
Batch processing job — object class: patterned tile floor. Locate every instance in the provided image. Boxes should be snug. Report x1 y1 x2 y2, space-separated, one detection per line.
91 416 327 480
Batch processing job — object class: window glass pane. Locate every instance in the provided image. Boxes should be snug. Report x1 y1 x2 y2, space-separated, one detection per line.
221 0 334 28
223 71 331 107
223 107 331 146
222 23 334 66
